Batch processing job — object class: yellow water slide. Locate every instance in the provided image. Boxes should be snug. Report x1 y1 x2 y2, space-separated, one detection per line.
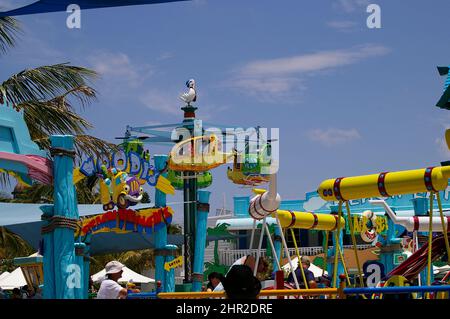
273 210 345 231
317 166 450 202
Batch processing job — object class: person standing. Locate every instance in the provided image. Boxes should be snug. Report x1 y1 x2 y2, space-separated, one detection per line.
213 255 269 292
287 256 317 289
222 265 262 299
206 272 224 292
96 261 128 299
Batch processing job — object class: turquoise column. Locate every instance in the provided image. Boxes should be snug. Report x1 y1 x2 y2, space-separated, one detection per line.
379 217 402 275
192 190 211 292
412 197 434 286
49 135 79 298
154 155 168 291
41 204 55 299
273 225 282 272
74 242 85 299
164 244 178 292
327 205 344 288
83 234 91 299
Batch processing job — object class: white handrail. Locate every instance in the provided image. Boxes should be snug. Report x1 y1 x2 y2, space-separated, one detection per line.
219 245 372 265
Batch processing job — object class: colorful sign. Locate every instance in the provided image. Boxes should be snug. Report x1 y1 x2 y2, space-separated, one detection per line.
344 215 388 235
78 148 159 187
77 206 174 236
164 256 183 272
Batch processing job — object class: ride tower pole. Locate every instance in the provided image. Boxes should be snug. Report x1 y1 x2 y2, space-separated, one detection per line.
181 104 199 285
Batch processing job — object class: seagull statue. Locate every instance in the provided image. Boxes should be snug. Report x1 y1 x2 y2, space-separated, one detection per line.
179 79 197 105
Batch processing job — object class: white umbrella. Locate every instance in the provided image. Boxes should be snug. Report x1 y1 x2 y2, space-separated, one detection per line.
0 271 10 281
433 265 450 275
91 266 154 284
281 256 328 278
0 268 27 290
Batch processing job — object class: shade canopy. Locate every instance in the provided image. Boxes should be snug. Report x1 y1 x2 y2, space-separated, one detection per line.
0 268 27 290
91 266 154 284
0 0 190 17
0 271 10 281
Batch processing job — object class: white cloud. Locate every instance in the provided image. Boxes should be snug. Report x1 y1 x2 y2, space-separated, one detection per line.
144 120 164 126
227 44 389 101
240 44 389 77
307 128 361 146
334 0 370 13
157 52 175 61
303 196 328 212
87 52 152 88
139 90 181 115
192 0 208 5
327 20 358 31
436 137 450 157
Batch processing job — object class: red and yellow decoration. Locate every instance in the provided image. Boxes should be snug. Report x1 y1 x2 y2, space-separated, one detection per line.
77 206 174 236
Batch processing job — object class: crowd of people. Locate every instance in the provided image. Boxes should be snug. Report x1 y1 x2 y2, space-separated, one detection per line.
201 255 331 299
0 284 43 299
0 256 329 300
0 255 325 300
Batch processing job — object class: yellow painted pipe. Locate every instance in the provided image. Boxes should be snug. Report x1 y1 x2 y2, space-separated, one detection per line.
318 166 450 201
157 288 339 299
273 210 345 231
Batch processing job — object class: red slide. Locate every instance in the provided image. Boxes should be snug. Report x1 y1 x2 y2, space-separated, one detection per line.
387 233 449 281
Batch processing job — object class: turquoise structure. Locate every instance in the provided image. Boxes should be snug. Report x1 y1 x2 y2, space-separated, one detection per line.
74 242 86 299
0 98 48 185
82 233 92 299
273 225 282 272
327 205 344 288
163 244 178 292
412 197 434 286
41 135 79 299
154 154 169 290
377 217 402 274
192 190 211 291
436 66 450 109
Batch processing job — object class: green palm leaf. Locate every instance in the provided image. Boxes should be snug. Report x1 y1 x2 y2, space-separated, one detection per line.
0 17 21 55
1 64 97 106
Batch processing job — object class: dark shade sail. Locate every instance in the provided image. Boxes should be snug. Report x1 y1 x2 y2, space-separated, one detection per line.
0 0 190 17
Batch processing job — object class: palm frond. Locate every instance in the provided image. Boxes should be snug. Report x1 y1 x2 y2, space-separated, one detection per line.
47 85 97 111
0 17 21 55
0 227 33 260
1 64 97 106
23 100 93 137
73 135 117 158
12 183 53 203
33 134 115 161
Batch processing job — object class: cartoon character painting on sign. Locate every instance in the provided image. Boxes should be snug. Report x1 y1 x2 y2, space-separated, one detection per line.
99 165 144 211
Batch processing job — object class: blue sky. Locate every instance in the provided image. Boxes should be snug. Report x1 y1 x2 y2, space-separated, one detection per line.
1 0 450 224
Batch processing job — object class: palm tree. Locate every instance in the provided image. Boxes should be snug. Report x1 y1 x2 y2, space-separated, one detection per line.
90 249 156 275
256 222 276 258
89 223 183 276
0 17 113 161
0 226 33 272
0 16 113 263
204 223 235 278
